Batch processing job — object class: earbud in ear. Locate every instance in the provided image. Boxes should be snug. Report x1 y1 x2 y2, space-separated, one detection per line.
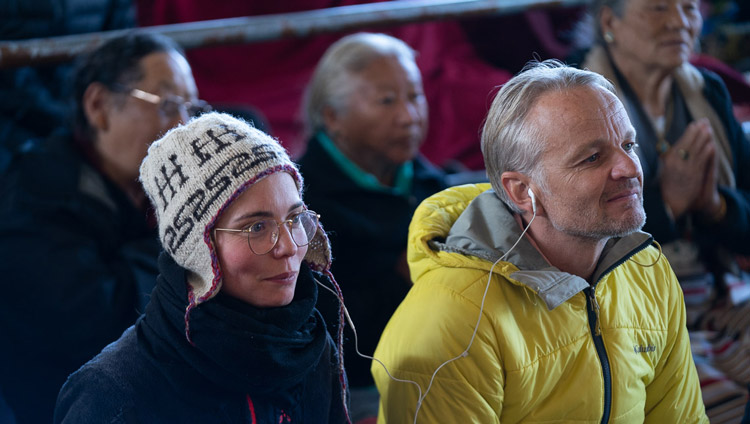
527 188 537 214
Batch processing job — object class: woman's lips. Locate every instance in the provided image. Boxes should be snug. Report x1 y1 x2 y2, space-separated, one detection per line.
265 271 297 284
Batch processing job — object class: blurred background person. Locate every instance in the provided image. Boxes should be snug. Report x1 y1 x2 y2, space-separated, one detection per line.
55 112 349 423
0 0 134 166
138 1 518 171
0 32 205 424
578 0 750 420
298 32 447 422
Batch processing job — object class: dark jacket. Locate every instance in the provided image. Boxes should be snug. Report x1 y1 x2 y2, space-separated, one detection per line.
297 135 447 388
0 131 159 424
55 253 350 424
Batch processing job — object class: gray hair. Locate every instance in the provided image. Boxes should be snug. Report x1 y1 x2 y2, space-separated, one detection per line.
302 32 417 138
573 0 628 49
480 59 616 213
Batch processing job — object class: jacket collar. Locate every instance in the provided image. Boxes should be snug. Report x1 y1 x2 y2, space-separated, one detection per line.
437 189 652 310
314 131 414 195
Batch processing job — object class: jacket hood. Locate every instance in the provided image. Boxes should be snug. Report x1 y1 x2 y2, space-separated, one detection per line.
408 184 653 310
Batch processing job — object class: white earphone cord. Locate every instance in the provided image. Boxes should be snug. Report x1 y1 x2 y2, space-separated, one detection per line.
315 207 537 424
316 186 660 423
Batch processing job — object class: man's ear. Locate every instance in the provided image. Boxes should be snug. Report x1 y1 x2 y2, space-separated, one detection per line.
501 171 536 215
82 82 111 133
599 5 617 38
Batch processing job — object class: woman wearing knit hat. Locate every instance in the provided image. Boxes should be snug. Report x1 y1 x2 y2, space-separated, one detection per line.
54 112 351 423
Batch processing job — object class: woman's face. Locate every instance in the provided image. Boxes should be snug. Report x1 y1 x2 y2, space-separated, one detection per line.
325 55 428 170
213 173 308 308
606 0 702 72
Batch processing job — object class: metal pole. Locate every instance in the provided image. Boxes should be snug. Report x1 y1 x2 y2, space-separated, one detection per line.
0 0 587 69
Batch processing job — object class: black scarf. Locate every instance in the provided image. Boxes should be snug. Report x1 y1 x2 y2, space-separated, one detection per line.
137 252 329 406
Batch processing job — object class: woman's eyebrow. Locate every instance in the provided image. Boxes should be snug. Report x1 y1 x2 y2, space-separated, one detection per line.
287 202 305 213
230 211 273 225
230 201 305 225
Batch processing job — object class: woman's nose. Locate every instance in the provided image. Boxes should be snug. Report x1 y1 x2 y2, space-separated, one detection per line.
271 223 298 258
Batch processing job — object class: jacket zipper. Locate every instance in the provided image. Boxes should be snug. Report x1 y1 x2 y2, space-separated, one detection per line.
586 286 611 424
585 236 654 424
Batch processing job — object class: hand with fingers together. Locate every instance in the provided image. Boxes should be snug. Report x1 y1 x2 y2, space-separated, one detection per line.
659 118 719 219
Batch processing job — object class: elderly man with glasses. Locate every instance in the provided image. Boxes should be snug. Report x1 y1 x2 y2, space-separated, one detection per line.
0 32 209 424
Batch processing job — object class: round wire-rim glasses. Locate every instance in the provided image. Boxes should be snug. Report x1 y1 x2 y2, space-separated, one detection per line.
214 210 320 255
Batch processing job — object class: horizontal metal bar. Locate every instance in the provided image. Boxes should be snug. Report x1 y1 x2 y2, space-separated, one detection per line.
0 0 587 69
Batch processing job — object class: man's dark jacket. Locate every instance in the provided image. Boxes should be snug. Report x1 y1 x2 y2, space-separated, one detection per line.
0 131 159 423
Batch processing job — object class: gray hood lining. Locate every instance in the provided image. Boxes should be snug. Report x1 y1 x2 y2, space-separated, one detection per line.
433 190 651 310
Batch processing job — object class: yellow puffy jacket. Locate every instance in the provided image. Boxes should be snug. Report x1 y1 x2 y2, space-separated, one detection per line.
372 184 707 423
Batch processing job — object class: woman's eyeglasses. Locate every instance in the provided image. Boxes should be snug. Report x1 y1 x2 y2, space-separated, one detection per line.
214 210 320 255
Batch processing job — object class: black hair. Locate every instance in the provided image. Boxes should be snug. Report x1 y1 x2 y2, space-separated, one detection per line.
71 31 184 141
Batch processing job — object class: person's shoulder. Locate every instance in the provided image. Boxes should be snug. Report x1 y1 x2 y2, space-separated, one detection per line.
296 136 345 187
413 154 448 186
55 328 142 423
296 135 328 169
687 65 737 110
1 131 85 198
65 327 143 388
694 66 732 96
615 242 682 298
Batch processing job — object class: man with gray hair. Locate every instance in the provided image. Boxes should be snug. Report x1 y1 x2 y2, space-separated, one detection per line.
372 60 707 423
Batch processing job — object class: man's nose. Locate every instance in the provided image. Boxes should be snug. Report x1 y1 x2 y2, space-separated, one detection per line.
611 150 641 180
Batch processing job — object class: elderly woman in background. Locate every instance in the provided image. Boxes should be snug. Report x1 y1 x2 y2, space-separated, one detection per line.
580 0 750 420
55 113 350 423
298 32 447 422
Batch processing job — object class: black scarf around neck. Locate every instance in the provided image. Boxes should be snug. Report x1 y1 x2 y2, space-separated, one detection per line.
137 252 328 405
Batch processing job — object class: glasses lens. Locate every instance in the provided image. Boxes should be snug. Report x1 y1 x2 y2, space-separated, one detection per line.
246 220 276 255
160 97 184 117
188 100 212 117
245 212 318 255
289 212 318 247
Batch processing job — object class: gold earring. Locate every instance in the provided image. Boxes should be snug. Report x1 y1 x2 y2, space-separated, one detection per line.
604 31 615 44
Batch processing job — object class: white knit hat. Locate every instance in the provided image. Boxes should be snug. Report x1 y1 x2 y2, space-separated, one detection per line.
140 112 332 308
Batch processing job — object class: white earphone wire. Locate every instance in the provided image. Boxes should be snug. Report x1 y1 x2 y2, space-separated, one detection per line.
315 199 537 424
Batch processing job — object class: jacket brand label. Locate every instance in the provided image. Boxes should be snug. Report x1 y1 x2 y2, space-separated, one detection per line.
633 344 656 354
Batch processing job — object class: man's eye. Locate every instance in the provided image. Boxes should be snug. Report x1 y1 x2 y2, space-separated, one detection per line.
623 142 637 152
584 153 600 163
